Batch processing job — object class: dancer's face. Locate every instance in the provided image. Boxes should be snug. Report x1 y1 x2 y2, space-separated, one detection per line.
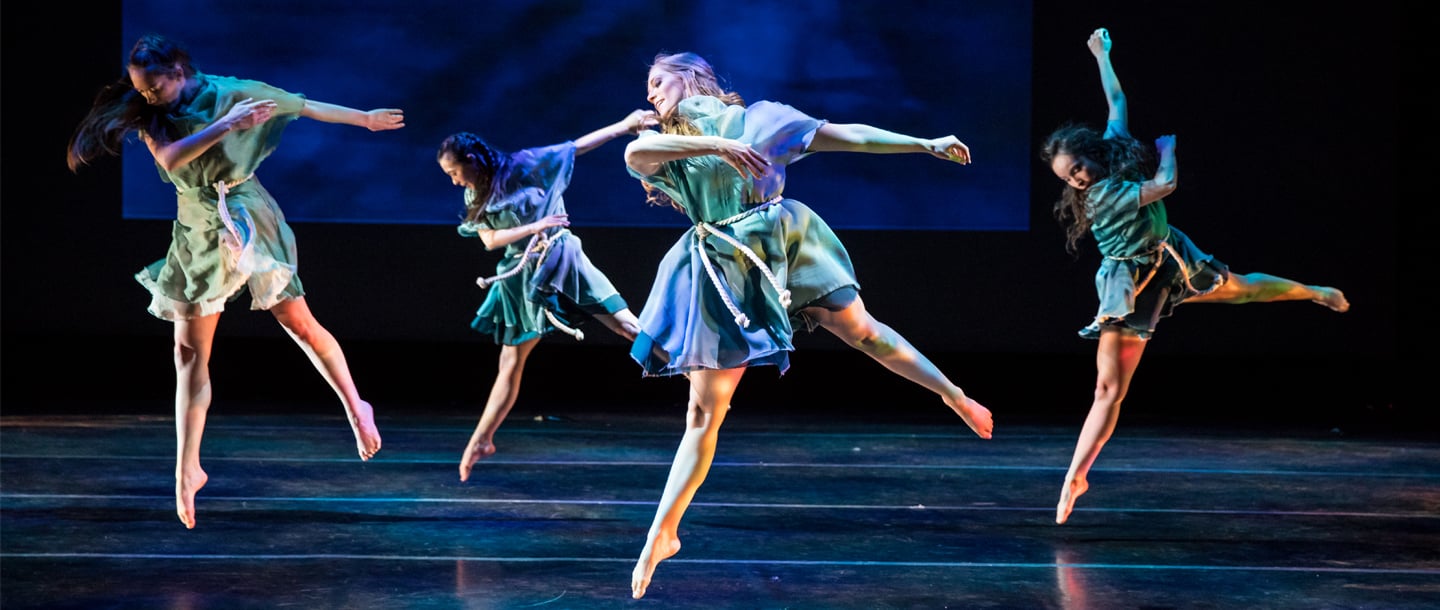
646 66 687 120
128 64 185 107
1050 152 1099 191
438 152 480 190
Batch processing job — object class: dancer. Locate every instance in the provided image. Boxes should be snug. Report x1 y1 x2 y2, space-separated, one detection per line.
1040 28 1350 525
66 34 402 529
437 109 655 481
624 51 994 599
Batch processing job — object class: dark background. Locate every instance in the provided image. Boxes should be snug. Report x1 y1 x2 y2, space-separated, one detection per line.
1 2 1415 432
117 0 1034 231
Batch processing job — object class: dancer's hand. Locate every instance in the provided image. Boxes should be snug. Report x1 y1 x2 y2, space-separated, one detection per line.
1154 133 1176 156
924 136 971 164
713 138 770 180
625 109 659 133
1088 27 1111 57
362 108 406 131
221 98 278 131
534 214 570 232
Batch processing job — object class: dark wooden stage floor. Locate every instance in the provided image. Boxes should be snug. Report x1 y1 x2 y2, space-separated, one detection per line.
2 399 1436 609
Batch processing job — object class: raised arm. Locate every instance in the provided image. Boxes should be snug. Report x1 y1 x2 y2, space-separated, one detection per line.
301 100 405 131
808 123 971 164
1139 134 1177 206
575 109 657 155
1090 28 1127 132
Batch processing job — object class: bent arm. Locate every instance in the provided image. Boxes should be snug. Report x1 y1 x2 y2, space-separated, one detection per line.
475 214 570 250
1138 134 1176 206
301 100 405 131
146 97 277 172
623 134 728 176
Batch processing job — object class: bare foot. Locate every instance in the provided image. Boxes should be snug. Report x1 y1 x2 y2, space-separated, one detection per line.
631 530 681 599
944 393 994 439
1056 477 1088 525
1313 287 1350 313
175 465 208 529
348 400 382 461
459 439 497 482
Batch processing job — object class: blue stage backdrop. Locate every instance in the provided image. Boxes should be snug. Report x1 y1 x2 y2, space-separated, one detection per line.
122 0 1031 231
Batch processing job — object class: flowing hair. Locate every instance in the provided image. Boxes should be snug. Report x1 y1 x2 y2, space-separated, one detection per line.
1039 122 1149 255
640 52 746 212
67 34 196 172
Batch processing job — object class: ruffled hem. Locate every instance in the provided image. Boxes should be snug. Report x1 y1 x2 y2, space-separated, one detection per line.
135 242 298 321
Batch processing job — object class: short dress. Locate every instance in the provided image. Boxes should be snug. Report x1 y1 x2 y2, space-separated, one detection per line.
1080 130 1230 339
134 72 308 321
628 96 860 377
461 142 629 346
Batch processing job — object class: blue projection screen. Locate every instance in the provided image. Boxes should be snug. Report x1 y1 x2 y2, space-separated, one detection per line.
122 0 1030 230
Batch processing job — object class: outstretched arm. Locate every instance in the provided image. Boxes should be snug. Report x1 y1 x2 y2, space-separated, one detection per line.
1139 134 1177 206
808 123 971 164
1090 27 1127 133
575 109 657 155
301 100 405 131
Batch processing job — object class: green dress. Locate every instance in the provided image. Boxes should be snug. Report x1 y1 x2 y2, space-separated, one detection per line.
461 142 629 346
627 96 859 377
133 72 307 320
1080 122 1229 339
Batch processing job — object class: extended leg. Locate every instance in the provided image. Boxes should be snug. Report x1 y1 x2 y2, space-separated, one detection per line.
1187 272 1349 312
270 297 381 460
807 296 992 438
460 339 539 481
1057 329 1146 524
173 313 220 529
632 367 743 599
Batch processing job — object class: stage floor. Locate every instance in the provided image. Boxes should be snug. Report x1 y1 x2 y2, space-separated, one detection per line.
2 402 1437 609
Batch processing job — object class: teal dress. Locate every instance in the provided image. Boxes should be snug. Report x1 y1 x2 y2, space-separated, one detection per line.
1080 123 1229 339
134 72 307 320
461 142 629 346
628 97 859 377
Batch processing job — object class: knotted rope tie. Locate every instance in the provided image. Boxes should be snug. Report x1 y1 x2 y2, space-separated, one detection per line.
1108 233 1207 296
213 176 254 265
474 229 585 340
692 197 790 328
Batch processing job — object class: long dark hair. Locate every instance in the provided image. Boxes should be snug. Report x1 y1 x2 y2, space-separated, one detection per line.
641 52 746 212
437 132 510 225
67 34 197 172
1039 122 1148 255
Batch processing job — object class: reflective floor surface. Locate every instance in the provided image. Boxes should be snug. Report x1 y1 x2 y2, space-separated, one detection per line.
2 403 1437 609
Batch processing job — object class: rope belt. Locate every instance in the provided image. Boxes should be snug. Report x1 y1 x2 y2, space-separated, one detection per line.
692 196 790 328
475 228 585 340
1107 233 1200 296
212 175 254 259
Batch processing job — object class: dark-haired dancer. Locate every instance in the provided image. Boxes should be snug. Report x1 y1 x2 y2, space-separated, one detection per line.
436 110 655 481
67 34 401 529
623 51 993 598
1040 28 1349 525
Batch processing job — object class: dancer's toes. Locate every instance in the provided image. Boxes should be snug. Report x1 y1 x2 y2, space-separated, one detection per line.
175 466 208 530
1056 478 1088 525
632 533 681 599
349 400 382 461
458 440 497 482
1314 288 1350 313
946 394 994 439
